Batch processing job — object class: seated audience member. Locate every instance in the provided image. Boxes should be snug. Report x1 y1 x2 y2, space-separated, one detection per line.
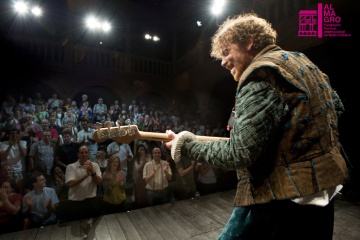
22 172 59 229
57 145 102 223
0 180 23 234
102 155 126 214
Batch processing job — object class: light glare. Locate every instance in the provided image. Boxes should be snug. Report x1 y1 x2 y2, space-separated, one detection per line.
31 6 42 16
85 16 111 32
145 34 160 42
211 0 225 15
102 22 111 32
14 1 28 14
86 16 98 30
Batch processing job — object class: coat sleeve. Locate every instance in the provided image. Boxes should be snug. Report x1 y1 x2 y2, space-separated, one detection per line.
183 79 288 169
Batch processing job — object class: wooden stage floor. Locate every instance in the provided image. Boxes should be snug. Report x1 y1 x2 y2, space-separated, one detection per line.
1 189 359 240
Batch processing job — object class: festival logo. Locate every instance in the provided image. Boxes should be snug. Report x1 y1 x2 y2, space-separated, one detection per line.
298 3 351 38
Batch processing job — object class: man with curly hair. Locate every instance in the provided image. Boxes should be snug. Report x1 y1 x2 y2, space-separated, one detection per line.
165 13 347 240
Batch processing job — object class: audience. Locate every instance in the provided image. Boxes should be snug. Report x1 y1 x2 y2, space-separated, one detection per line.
0 91 237 233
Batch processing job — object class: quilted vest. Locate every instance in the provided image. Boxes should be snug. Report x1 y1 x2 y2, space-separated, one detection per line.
233 45 347 206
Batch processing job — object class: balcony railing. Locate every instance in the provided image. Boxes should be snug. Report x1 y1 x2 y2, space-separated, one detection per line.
8 36 209 79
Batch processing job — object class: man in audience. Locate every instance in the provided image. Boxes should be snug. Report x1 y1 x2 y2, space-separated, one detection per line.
36 119 59 145
0 128 27 180
55 129 80 172
93 97 107 122
47 93 60 111
143 147 172 206
80 94 91 109
32 92 46 106
77 118 98 161
28 130 56 186
0 163 23 195
175 155 196 200
22 171 59 229
22 98 36 114
57 145 102 222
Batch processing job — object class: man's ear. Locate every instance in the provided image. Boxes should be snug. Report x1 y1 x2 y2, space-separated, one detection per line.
245 34 254 50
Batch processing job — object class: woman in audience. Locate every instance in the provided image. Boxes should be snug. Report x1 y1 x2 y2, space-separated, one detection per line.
102 155 126 214
52 166 68 201
61 109 78 129
0 180 23 234
18 117 38 173
133 143 151 208
95 147 108 196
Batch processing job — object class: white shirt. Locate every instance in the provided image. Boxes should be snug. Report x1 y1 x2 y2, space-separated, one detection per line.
292 185 342 206
77 128 98 155
65 160 101 201
106 142 133 162
0 140 27 173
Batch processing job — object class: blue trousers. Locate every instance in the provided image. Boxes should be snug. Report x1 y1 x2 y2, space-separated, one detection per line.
218 199 334 240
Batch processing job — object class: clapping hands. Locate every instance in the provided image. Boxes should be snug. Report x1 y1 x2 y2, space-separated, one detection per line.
163 163 169 172
83 160 95 175
0 188 8 200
